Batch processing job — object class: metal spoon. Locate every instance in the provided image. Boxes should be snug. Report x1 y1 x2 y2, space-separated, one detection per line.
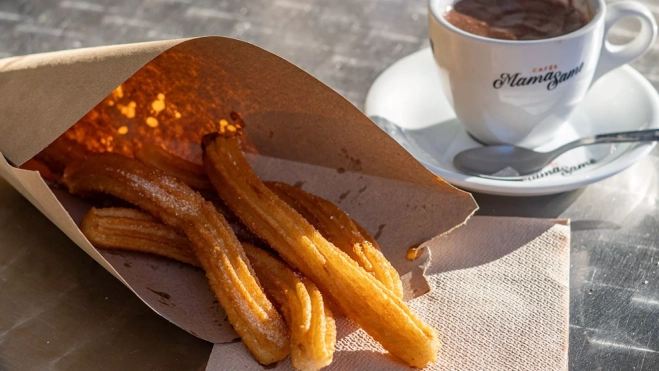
453 129 659 178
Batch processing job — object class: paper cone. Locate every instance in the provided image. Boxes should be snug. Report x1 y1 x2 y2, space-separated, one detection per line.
0 37 477 344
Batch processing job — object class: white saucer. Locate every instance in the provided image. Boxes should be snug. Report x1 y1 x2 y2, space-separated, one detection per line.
365 48 659 196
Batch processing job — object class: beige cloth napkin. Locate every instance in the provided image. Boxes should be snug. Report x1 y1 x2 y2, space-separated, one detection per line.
206 216 570 370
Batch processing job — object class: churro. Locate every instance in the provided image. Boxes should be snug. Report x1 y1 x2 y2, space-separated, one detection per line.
63 153 288 365
203 133 439 368
81 207 200 267
133 144 263 245
244 243 336 371
81 206 335 371
266 181 403 299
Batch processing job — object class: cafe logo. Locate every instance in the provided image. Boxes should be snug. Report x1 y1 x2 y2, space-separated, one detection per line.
524 158 596 181
493 62 585 91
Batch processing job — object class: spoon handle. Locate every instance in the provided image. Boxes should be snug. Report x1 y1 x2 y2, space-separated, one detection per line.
555 129 659 154
593 129 659 143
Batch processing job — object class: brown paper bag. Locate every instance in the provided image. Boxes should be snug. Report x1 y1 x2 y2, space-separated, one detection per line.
0 37 477 344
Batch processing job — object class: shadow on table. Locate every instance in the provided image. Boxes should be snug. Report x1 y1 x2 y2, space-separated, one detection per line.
471 188 622 231
430 216 563 274
470 188 585 219
0 179 211 371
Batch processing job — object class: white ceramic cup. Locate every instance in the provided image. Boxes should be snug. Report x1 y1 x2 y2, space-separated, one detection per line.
428 0 658 147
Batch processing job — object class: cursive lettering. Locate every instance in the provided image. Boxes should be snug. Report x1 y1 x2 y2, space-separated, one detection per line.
493 62 585 91
525 158 596 181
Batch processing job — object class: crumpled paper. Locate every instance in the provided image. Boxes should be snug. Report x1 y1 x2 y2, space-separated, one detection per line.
207 216 570 370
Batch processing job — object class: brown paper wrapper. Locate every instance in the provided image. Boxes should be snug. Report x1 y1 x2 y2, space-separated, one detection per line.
0 37 477 344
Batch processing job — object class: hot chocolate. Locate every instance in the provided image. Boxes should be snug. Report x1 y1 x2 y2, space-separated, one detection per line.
444 0 589 41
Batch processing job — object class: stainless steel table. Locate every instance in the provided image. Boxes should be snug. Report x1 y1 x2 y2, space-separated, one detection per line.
1 0 658 370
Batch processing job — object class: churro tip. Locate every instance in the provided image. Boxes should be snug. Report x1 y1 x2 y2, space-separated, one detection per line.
201 132 221 150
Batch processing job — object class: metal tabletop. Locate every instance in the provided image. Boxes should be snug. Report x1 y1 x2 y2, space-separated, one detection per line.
1 0 658 370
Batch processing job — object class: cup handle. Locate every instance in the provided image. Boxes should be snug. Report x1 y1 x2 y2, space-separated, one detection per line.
593 1 658 82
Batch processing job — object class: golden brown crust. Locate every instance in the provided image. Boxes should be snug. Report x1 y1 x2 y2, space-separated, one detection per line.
134 143 264 246
81 207 201 267
81 206 335 371
243 243 336 371
63 153 288 365
203 133 439 368
353 220 379 250
135 143 213 190
266 182 403 299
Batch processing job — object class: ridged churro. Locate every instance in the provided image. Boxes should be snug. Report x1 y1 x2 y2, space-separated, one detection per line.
133 144 263 246
243 243 336 371
130 144 392 292
203 133 439 368
81 206 336 371
266 181 403 299
81 207 200 267
63 153 288 365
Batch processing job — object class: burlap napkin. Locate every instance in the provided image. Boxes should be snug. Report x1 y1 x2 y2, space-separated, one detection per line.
207 216 570 370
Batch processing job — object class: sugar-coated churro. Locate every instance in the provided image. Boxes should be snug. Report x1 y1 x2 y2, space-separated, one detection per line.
81 207 200 267
81 206 335 371
134 144 263 246
63 153 288 365
135 143 213 190
203 133 439 368
132 143 389 268
266 181 403 299
243 243 336 371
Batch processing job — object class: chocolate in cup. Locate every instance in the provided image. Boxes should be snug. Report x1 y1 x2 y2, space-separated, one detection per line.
444 0 590 40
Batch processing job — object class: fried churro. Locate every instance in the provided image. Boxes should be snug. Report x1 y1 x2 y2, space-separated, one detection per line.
243 243 336 371
63 153 288 365
81 206 335 371
266 181 403 299
81 207 200 267
131 144 388 280
135 143 213 190
203 133 439 368
134 143 263 246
